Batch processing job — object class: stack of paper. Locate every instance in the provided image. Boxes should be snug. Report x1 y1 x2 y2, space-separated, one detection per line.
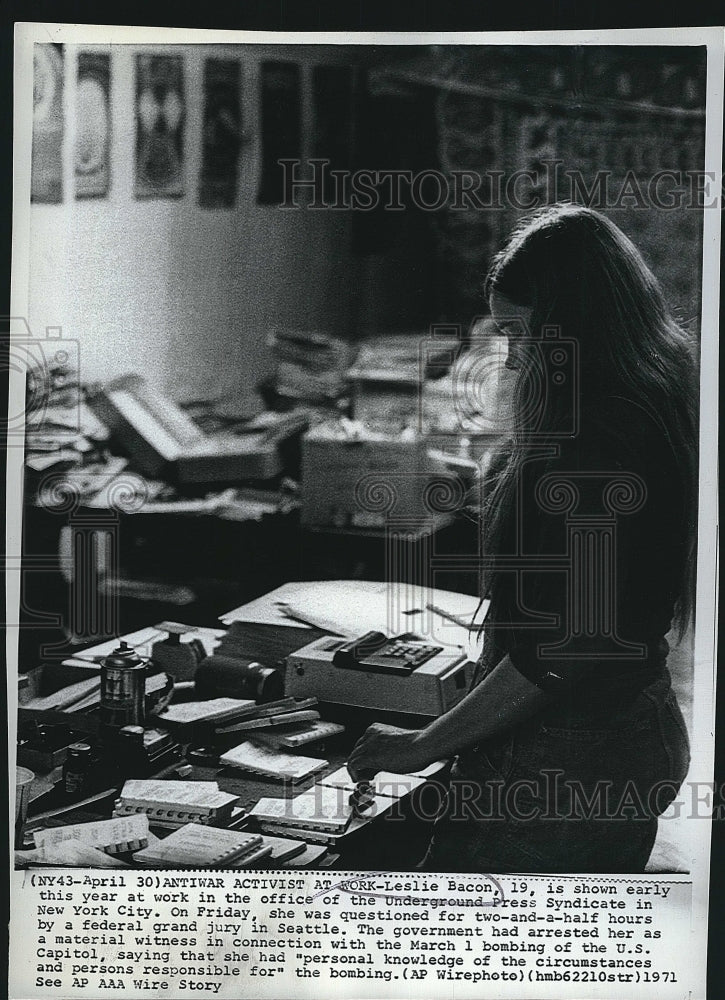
133 824 271 869
33 814 149 855
114 779 240 829
220 742 328 783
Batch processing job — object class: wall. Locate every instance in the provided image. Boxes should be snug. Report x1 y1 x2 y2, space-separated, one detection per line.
27 44 360 403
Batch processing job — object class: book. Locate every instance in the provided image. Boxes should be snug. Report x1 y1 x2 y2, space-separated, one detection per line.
250 720 345 750
214 709 319 734
319 764 434 799
246 834 308 865
219 742 328 782
33 814 149 855
21 676 101 712
157 697 257 727
255 791 400 843
250 785 354 833
113 779 240 828
254 821 339 846
133 824 271 869
284 843 331 868
254 697 318 717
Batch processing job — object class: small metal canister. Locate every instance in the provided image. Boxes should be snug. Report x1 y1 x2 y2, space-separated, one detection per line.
100 641 149 729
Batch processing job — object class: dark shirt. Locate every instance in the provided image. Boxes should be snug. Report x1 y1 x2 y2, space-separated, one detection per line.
481 394 690 702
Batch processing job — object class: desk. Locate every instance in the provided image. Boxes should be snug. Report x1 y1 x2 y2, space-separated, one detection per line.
17 621 450 871
19 491 479 668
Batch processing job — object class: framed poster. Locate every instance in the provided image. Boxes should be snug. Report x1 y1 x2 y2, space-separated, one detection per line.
74 52 110 198
135 53 185 199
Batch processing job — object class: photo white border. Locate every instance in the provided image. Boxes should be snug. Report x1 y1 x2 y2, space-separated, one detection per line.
7 21 723 999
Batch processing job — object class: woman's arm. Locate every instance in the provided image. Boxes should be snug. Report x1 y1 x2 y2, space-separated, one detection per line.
347 654 551 781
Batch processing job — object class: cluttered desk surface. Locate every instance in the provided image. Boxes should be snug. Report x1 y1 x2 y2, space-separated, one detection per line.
16 582 483 871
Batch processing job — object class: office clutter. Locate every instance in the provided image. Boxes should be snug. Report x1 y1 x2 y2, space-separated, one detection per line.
302 420 457 530
294 324 509 531
150 622 207 680
346 330 462 431
87 374 309 484
268 328 356 406
17 578 476 869
221 578 482 645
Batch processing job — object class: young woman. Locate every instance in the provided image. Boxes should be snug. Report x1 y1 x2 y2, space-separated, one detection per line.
348 203 697 873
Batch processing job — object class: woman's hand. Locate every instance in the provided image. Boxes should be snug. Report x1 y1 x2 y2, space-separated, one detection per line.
347 723 431 781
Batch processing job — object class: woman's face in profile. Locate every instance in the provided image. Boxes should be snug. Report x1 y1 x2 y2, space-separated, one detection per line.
489 291 533 370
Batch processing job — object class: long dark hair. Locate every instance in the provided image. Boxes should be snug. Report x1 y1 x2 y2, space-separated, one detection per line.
482 203 699 638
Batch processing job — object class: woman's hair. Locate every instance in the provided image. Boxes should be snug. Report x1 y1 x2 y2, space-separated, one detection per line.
482 203 699 638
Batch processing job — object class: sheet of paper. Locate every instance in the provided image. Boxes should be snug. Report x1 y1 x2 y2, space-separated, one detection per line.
220 741 327 780
222 578 482 644
320 761 448 798
219 582 316 627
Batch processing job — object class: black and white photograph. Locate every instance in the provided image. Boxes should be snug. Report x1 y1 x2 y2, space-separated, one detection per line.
6 22 722 1000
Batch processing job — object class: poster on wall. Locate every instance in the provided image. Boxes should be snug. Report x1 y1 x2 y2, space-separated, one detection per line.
74 52 110 198
135 53 185 198
257 60 301 204
199 57 243 208
30 43 64 203
312 64 354 173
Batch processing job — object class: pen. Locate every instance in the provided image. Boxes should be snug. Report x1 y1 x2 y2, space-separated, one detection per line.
425 603 470 628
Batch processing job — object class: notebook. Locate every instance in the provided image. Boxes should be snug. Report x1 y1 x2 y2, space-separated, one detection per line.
158 697 258 727
215 710 320 734
214 697 319 732
250 720 345 750
244 834 308 865
319 764 434 799
133 824 271 869
284 843 331 868
250 785 354 833
33 814 149 855
219 742 328 783
114 779 240 827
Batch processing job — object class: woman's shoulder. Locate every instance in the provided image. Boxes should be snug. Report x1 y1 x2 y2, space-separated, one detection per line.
553 394 672 474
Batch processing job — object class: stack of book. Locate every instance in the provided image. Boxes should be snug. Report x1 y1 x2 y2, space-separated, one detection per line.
249 761 445 845
269 328 355 404
113 779 240 830
133 824 272 869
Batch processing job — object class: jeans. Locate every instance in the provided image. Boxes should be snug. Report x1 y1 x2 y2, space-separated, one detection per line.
422 668 690 873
